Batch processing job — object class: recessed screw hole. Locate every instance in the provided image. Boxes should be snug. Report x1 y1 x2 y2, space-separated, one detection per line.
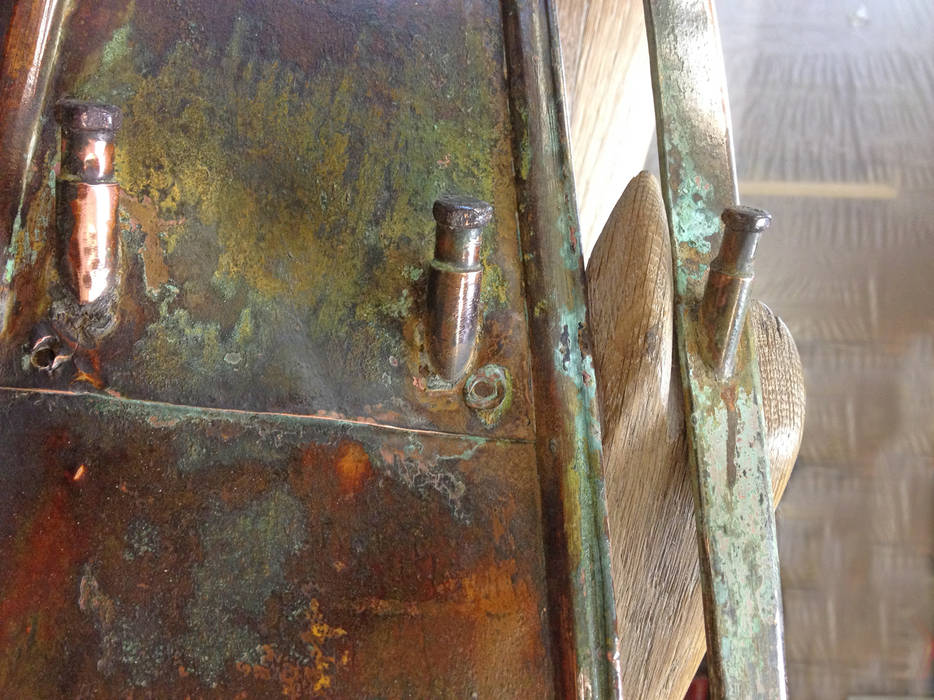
31 347 56 371
474 380 496 399
464 364 510 413
28 330 71 373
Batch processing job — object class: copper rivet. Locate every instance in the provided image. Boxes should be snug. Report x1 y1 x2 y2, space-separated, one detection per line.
698 204 771 379
54 99 122 305
426 194 493 383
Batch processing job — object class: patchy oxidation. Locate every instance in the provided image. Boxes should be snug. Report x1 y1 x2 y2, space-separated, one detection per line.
464 363 513 428
504 0 620 695
645 0 787 695
0 0 534 441
0 0 619 696
0 389 551 696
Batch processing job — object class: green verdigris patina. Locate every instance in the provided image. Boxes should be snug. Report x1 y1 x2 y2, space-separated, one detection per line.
0 0 533 437
644 0 787 697
0 0 620 695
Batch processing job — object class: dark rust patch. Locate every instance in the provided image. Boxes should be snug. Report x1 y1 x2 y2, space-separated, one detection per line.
0 390 552 696
722 384 738 490
0 0 619 694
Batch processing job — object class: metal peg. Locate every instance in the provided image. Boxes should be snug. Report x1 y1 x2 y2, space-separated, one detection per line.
699 205 771 379
426 194 493 383
54 99 122 305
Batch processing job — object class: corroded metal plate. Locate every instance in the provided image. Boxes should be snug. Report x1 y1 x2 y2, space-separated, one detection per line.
0 0 534 440
0 0 618 696
0 390 550 696
644 0 786 696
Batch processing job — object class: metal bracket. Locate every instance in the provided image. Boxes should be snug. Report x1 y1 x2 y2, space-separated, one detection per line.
643 0 787 697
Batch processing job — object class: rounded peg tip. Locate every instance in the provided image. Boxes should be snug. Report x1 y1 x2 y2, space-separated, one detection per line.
54 99 123 132
433 194 494 229
722 204 772 232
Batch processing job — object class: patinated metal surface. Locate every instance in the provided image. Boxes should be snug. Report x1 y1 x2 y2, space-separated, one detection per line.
503 0 621 696
0 388 551 696
644 0 787 697
0 0 619 695
0 0 536 440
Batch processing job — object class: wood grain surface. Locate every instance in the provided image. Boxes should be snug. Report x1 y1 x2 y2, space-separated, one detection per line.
586 172 804 699
555 0 655 259
559 1 933 696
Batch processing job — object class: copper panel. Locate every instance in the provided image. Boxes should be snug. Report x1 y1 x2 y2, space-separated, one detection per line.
0 0 535 441
0 0 620 694
0 389 552 696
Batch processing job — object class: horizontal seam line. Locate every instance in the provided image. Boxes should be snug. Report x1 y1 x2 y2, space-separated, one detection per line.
0 386 534 445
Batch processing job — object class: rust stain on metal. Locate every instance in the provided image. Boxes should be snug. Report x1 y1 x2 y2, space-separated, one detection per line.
0 390 554 695
332 440 374 499
121 194 173 295
236 599 349 697
0 0 620 695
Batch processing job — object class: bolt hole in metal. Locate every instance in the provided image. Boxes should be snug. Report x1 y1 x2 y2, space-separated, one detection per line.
464 364 508 411
30 345 57 371
29 335 59 371
27 327 71 373
474 380 496 400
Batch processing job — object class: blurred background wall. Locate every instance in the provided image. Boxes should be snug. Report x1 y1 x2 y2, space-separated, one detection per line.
560 0 934 697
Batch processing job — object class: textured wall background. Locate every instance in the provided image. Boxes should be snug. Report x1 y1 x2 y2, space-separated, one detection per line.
720 1 934 696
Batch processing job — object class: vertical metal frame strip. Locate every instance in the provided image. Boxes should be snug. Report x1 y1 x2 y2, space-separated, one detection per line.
643 0 787 696
502 0 621 696
0 0 72 334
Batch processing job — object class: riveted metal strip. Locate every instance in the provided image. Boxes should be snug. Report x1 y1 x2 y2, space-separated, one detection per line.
643 1 787 696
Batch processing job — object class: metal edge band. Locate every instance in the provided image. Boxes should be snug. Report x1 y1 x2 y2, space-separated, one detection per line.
502 0 622 697
643 0 787 696
0 385 534 444
0 0 73 335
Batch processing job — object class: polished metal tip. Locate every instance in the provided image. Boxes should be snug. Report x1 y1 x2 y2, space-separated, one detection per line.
721 205 771 233
54 99 123 132
716 205 772 276
699 204 774 379
433 195 494 229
